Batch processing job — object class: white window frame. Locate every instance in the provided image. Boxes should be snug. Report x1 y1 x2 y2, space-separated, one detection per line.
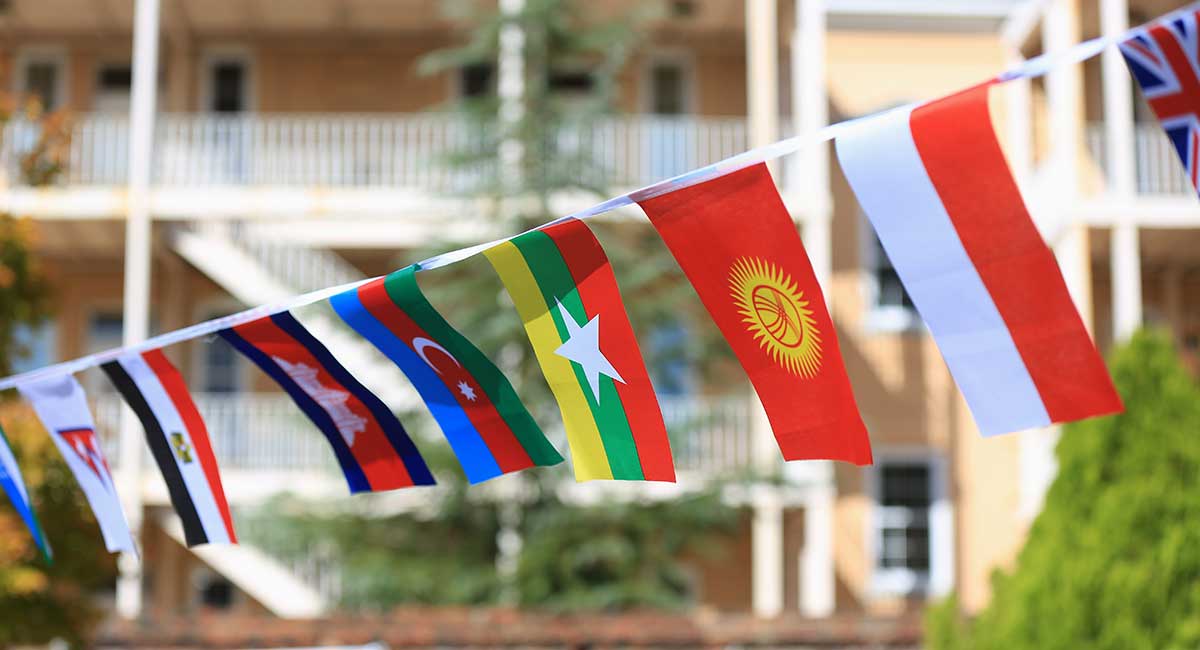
13 46 70 110
859 212 924 334
638 48 697 115
199 47 256 113
865 447 954 599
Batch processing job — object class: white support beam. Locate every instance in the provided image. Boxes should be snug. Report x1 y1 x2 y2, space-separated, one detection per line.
116 0 160 621
498 0 525 194
747 0 780 152
1044 0 1092 330
1102 0 1142 341
799 482 834 617
793 0 833 300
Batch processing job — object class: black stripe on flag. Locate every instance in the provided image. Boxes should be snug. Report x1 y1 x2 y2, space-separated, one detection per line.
101 360 208 545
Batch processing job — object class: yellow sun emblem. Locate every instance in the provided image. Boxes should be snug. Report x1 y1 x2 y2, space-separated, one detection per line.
729 257 822 378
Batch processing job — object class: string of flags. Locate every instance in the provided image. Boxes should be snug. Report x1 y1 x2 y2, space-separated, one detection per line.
1 4 1199 556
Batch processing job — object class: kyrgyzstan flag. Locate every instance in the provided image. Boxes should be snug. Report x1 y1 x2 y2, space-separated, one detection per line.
637 163 872 465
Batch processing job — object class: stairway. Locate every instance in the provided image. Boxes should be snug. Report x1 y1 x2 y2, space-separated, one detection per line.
170 221 414 407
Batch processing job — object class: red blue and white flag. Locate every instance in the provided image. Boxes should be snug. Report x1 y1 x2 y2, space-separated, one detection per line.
17 375 136 554
0 424 51 560
219 311 435 492
101 350 236 546
330 266 562 484
1120 9 1200 196
836 85 1122 437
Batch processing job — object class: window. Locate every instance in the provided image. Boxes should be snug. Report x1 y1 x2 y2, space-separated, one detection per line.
17 52 66 110
193 568 235 610
646 323 693 397
870 455 952 597
459 63 494 99
94 64 132 113
864 225 921 332
200 335 241 393
11 322 56 374
649 62 687 115
210 62 247 113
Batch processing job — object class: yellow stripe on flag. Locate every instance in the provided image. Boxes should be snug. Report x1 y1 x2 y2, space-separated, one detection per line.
483 241 614 481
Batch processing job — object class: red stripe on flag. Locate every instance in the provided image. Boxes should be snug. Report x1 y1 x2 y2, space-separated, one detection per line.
232 317 416 490
910 86 1122 423
356 278 534 473
540 218 676 481
141 348 237 542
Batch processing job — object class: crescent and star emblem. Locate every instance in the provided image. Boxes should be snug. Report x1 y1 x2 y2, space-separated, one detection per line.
412 337 479 402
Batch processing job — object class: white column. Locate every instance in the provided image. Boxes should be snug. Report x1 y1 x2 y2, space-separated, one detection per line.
792 0 832 300
750 396 783 618
1044 0 1092 330
116 0 160 621
497 0 525 193
747 0 785 620
747 0 780 151
1102 0 1142 340
799 482 834 617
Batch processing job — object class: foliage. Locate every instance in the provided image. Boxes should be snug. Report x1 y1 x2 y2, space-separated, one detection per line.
0 407 118 647
925 330 1200 650
242 480 739 612
0 92 103 646
515 490 738 610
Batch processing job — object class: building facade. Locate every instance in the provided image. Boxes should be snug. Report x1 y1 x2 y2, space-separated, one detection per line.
0 0 1195 630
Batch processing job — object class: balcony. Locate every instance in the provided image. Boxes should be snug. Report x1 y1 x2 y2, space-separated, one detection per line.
93 392 755 492
0 113 750 192
1086 122 1194 197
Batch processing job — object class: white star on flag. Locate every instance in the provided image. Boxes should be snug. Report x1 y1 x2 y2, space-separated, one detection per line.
457 380 478 402
553 300 625 402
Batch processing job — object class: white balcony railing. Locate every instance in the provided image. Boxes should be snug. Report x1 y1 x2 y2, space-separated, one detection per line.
93 392 754 478
1 113 749 191
1086 122 1193 196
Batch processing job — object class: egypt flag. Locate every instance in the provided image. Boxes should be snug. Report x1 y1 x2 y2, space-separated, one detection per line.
17 375 136 554
836 84 1122 436
219 311 434 492
1120 8 1200 197
637 163 872 465
0 424 51 560
330 265 563 484
100 350 236 546
485 218 675 482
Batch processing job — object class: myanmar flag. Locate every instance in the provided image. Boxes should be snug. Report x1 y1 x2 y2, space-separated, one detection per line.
485 218 675 482
638 163 872 466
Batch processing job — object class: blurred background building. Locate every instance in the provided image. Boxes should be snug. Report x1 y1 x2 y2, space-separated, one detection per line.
0 0 1196 646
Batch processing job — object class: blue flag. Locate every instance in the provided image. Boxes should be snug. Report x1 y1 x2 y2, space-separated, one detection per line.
0 425 51 561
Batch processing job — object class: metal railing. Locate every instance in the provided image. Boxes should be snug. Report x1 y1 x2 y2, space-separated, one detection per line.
1 113 749 191
93 392 753 476
1085 122 1193 196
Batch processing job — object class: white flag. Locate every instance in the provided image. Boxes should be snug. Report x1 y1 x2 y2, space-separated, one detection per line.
18 375 136 554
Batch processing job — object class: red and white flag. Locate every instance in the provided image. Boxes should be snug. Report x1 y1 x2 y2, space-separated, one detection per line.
836 85 1122 436
18 375 137 554
102 350 236 546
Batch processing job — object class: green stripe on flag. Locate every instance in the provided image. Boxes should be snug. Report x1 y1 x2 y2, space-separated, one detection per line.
509 231 644 480
383 265 563 466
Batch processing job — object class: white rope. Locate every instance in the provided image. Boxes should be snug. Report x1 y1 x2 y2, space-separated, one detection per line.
0 2 1194 392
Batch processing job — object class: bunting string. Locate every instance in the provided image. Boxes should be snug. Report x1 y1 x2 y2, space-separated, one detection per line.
0 0 1194 394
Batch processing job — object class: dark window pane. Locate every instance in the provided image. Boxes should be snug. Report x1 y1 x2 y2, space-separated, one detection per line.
650 63 685 115
460 63 494 98
872 233 915 310
25 62 60 109
98 65 132 90
199 575 234 609
881 464 931 508
212 63 245 113
549 70 593 94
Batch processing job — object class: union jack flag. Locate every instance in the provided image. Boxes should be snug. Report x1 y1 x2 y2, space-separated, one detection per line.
1120 11 1200 196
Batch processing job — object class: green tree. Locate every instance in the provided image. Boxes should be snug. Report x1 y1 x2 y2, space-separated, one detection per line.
926 330 1200 650
0 95 113 647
